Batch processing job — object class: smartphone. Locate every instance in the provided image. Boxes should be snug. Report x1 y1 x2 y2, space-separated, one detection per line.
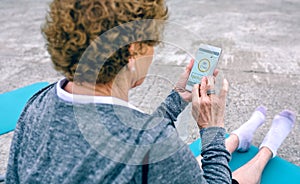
185 44 222 91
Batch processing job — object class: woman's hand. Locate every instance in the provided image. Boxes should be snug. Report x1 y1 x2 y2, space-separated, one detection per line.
191 77 229 129
174 59 219 102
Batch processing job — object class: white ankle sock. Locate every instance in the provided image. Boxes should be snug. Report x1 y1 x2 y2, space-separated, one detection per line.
232 106 267 152
260 110 296 158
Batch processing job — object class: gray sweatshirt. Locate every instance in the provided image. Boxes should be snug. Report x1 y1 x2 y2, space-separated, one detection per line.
6 83 231 183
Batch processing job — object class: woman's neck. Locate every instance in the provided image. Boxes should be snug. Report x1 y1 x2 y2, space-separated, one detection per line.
63 67 138 102
64 80 131 102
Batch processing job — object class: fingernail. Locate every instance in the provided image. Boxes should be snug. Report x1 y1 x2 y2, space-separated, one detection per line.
207 76 214 87
223 79 229 91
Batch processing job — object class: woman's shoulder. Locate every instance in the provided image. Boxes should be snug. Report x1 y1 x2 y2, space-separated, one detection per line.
19 83 57 118
26 83 57 104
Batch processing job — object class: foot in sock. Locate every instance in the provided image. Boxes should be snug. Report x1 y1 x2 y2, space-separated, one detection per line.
260 110 296 158
232 106 267 152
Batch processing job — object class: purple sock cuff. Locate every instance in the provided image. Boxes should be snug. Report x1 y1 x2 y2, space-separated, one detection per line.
255 106 267 116
279 110 296 123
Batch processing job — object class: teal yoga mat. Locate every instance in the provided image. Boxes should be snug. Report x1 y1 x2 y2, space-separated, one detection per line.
189 138 300 184
0 82 49 135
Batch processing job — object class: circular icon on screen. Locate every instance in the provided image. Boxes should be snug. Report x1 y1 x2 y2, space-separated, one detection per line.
198 58 210 72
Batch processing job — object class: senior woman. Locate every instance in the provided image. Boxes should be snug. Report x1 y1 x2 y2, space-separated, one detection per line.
6 0 231 183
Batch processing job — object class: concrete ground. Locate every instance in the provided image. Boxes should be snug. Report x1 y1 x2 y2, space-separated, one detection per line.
0 0 299 177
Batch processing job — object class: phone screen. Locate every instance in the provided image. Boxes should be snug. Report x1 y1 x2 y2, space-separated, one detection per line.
185 44 222 91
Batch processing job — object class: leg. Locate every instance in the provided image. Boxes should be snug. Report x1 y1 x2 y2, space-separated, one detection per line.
259 110 296 158
197 134 266 182
225 134 239 154
231 106 267 152
196 134 251 169
232 147 272 184
227 106 267 154
233 110 296 184
196 155 202 168
196 134 239 168
196 106 266 167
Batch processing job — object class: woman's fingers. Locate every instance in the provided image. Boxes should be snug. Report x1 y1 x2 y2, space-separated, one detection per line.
192 84 201 122
219 79 229 100
192 77 228 129
207 76 215 91
192 84 200 104
185 59 194 73
213 69 219 78
200 77 209 98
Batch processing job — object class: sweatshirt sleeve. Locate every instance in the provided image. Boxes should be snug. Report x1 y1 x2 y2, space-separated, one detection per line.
5 117 25 184
5 87 45 184
200 127 232 183
144 124 231 183
151 90 189 122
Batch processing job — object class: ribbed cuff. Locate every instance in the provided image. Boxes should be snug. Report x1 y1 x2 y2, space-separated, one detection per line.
200 127 226 152
162 90 189 121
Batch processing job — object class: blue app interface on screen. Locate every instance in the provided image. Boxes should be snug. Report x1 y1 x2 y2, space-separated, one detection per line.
186 48 220 90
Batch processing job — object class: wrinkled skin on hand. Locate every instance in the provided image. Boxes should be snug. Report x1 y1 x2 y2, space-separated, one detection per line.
191 76 229 129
